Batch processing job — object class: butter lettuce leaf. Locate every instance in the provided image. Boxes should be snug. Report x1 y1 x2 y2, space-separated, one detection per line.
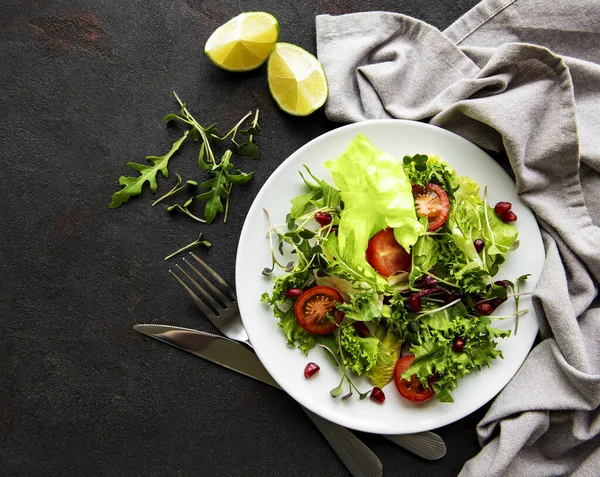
324 134 424 276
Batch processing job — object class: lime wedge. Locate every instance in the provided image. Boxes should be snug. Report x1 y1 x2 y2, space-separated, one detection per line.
267 42 328 116
204 12 279 72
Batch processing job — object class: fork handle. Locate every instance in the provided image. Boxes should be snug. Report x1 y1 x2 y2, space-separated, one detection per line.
302 407 382 477
382 432 446 460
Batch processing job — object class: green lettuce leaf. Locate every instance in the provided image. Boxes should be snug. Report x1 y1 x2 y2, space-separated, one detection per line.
402 305 510 402
340 325 380 376
336 290 382 322
324 134 424 273
269 302 317 355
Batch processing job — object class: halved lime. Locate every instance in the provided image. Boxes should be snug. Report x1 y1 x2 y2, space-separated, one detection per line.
267 42 328 116
204 12 279 72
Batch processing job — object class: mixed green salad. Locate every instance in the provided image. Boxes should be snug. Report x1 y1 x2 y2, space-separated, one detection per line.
262 134 528 403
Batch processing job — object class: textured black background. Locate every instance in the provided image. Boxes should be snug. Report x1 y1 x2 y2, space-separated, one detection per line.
1 1 490 476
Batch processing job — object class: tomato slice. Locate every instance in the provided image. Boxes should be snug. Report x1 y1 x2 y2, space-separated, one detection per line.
366 228 411 277
393 355 435 402
412 183 450 231
294 286 344 334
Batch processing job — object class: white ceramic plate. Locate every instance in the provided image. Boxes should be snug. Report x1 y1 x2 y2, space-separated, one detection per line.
235 120 544 434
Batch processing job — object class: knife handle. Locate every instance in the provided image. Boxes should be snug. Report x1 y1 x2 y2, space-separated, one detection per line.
302 407 383 477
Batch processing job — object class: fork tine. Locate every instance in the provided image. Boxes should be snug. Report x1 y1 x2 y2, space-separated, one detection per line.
189 252 237 300
181 259 232 309
169 264 224 315
184 255 236 306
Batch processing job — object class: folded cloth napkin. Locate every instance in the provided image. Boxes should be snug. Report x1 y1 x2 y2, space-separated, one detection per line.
316 1 600 476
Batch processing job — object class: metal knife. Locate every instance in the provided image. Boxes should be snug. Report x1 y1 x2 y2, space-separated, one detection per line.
134 324 446 461
134 323 382 477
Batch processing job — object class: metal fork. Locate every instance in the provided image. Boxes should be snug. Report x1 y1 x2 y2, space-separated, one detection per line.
170 252 447 461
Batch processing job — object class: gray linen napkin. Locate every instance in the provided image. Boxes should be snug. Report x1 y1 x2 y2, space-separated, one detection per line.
316 1 600 476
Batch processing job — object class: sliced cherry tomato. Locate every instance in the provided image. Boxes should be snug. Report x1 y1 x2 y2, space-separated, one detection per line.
366 228 411 278
294 286 344 335
393 355 435 402
412 183 450 231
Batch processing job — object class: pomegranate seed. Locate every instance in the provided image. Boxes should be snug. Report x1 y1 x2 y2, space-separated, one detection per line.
500 210 517 222
494 201 512 216
330 225 339 235
406 294 422 312
354 322 371 338
370 387 386 404
476 302 493 315
285 288 303 299
453 337 465 352
314 212 333 226
473 239 485 253
304 362 320 378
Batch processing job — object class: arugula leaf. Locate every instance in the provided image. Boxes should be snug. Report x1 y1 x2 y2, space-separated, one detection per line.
196 150 253 224
290 188 322 219
289 166 341 219
110 130 189 208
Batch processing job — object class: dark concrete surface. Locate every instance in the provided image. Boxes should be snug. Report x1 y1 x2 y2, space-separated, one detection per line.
1 1 490 475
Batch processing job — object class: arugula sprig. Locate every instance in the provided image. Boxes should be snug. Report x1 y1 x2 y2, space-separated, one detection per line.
212 109 261 159
110 92 260 227
165 92 219 164
197 150 253 224
110 130 189 209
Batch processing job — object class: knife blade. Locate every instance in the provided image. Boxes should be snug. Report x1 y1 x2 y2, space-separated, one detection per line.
134 323 383 477
134 324 446 461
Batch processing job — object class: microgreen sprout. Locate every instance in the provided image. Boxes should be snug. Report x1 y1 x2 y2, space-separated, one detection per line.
318 339 370 401
164 233 211 260
167 196 206 223
513 274 530 334
415 298 462 320
152 174 198 206
169 91 218 164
